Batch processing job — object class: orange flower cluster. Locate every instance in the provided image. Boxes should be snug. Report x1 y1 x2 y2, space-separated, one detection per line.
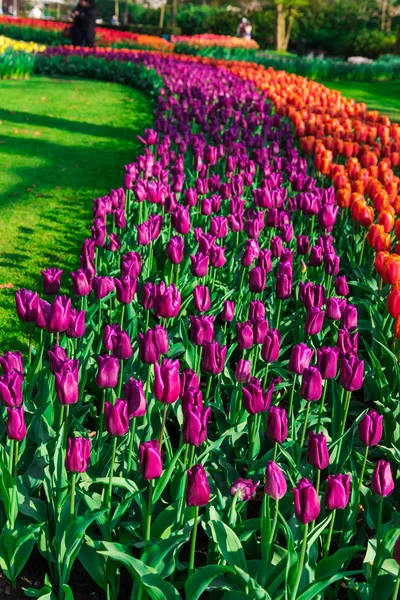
171 33 259 50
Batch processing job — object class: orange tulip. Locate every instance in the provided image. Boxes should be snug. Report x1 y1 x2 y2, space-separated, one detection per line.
336 188 351 209
358 205 375 228
378 210 395 233
368 224 385 248
373 190 390 212
381 255 400 284
375 250 390 275
387 283 400 318
393 315 400 339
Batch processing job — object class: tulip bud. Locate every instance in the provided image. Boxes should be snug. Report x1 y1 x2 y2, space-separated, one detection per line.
180 369 199 396
138 327 168 364
93 276 115 300
334 275 349 296
337 329 358 356
121 252 142 278
46 295 71 333
41 268 63 295
221 300 235 322
55 363 79 405
301 367 323 401
65 437 90 472
288 343 314 375
154 358 180 404
253 318 269 345
182 404 211 446
193 285 211 312
305 308 325 336
230 478 258 501
307 431 329 470
261 329 281 363
371 460 394 496
171 205 191 235
293 478 320 524
309 245 323 267
166 236 184 264
264 461 287 500
190 253 209 278
6 406 26 441
96 355 120 388
66 309 86 339
316 346 339 379
297 235 310 255
140 439 163 480
242 377 273 415
115 276 137 304
326 297 345 321
189 315 214 346
0 352 23 375
235 359 251 383
154 283 181 319
358 409 383 446
186 464 210 506
15 289 39 323
0 369 23 407
104 399 129 436
237 321 254 350
340 353 364 391
248 300 265 323
201 341 227 375
123 378 147 418
340 304 358 330
266 406 288 444
249 267 267 293
141 282 157 310
324 253 340 276
324 474 351 510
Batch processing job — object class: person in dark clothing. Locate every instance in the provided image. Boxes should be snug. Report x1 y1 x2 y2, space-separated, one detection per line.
70 0 88 47
85 0 97 47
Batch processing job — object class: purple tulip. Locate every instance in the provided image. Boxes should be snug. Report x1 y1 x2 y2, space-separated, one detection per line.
41 268 63 295
249 267 267 293
0 370 23 407
288 343 314 375
140 439 163 480
316 347 339 379
221 300 235 322
121 252 142 278
340 353 364 392
242 377 273 414
299 282 326 309
141 282 157 310
324 474 351 510
249 300 265 323
104 399 129 436
340 304 358 331
190 253 209 278
253 318 269 345
65 437 90 472
182 404 210 446
186 464 210 506
180 369 200 396
305 308 325 336
261 329 281 363
358 409 383 446
210 216 228 238
335 275 349 296
139 327 168 364
166 236 184 264
15 289 39 323
276 271 292 300
323 253 340 276
171 205 191 235
307 431 329 470
235 359 251 383
91 218 107 247
264 461 287 500
318 205 338 231
257 249 272 272
201 341 227 375
96 355 120 389
115 276 137 304
182 388 203 417
230 478 258 501
237 321 254 350
309 245 323 267
297 235 310 255
337 329 358 356
271 236 283 258
105 233 121 253
66 309 86 339
326 297 345 321
6 406 26 441
136 221 151 246
266 406 288 444
371 460 394 497
189 315 214 346
242 239 259 267
301 367 323 401
193 285 211 312
154 283 181 319
46 295 71 333
48 345 68 374
114 209 126 229
93 277 115 300
293 478 320 524
123 378 147 418
55 363 79 405
154 358 180 404
0 352 23 375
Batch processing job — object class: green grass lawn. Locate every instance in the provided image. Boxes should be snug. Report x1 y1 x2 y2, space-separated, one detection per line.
0 76 152 353
321 80 400 122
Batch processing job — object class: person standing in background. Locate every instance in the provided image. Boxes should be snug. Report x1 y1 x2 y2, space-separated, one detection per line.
70 0 88 46
85 0 97 47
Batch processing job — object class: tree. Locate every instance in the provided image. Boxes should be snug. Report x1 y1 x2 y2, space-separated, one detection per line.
274 0 309 51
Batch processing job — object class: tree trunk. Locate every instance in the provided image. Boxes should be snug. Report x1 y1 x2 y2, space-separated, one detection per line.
114 0 119 21
381 0 388 32
171 0 178 27
123 0 130 26
396 24 400 55
275 3 286 52
283 9 294 51
159 2 166 28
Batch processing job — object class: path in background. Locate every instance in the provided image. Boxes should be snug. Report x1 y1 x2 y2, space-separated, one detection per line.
0 77 152 352
321 80 400 122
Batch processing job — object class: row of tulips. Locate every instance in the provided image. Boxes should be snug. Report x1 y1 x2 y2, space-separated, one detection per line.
2 46 400 600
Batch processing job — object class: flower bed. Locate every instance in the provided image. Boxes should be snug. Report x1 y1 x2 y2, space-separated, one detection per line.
2 46 400 599
171 33 259 50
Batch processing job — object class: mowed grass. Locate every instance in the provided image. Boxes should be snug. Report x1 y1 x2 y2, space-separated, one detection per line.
0 76 152 353
321 80 400 122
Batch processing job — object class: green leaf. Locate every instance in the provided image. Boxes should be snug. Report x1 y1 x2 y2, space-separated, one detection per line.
61 585 74 600
315 546 363 580
209 520 247 573
100 542 181 600
185 565 235 600
153 445 185 503
297 570 362 600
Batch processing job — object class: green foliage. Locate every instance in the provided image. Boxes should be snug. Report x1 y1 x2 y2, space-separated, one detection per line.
0 49 35 79
0 23 66 45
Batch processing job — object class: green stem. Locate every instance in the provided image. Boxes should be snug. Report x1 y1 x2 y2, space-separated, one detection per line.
8 439 14 474
188 506 200 576
273 441 278 462
263 363 270 389
316 380 327 433
391 568 400 600
117 360 124 398
159 404 168 452
324 510 336 557
275 299 282 330
335 390 351 466
58 404 65 433
299 402 311 451
106 436 118 510
376 495 384 554
98 388 106 446
267 499 279 564
290 523 309 600
288 374 298 438
98 299 102 334
63 405 70 450
28 322 32 365
248 413 259 463
69 472 77 523
261 494 270 571
13 441 19 480
145 481 154 549
229 490 240 527
126 418 136 474
205 374 212 403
